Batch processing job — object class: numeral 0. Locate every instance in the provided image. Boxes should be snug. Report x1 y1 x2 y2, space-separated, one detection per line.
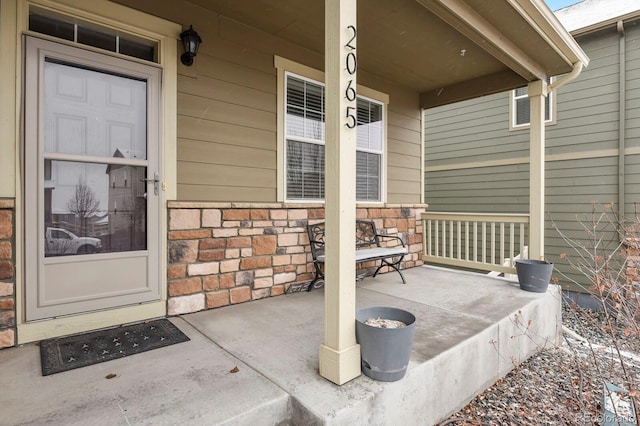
346 52 357 75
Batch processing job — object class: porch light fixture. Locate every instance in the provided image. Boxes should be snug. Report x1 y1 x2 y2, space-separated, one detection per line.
180 25 201 66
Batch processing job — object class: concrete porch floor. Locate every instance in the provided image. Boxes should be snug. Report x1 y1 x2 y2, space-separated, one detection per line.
1 265 562 425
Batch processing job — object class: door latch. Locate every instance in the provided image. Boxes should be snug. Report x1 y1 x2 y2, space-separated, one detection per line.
144 171 160 196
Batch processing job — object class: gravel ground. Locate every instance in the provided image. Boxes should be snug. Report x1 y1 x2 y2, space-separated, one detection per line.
440 302 640 425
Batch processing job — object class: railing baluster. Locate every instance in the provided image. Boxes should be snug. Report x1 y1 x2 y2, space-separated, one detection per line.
500 223 505 266
520 223 526 259
473 222 478 263
457 221 461 261
435 220 439 257
422 219 431 256
490 222 496 266
449 220 453 259
509 223 515 267
482 222 487 264
465 221 469 261
442 220 447 258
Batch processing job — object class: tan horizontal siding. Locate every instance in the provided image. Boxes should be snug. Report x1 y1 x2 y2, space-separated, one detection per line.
384 85 422 203
387 125 420 146
388 138 421 157
177 139 276 169
178 116 276 151
388 110 421 133
387 195 420 204
177 184 277 202
388 152 420 170
178 93 275 132
194 55 277 94
219 16 324 71
200 39 276 76
179 74 276 113
388 166 422 183
178 162 275 188
387 178 421 194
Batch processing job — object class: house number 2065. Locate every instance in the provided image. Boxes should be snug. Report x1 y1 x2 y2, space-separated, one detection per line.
345 25 357 129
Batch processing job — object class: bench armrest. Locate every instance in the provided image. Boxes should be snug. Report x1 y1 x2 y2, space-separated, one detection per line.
375 234 405 247
308 238 324 246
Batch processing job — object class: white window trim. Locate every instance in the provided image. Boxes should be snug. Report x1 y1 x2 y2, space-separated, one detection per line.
509 78 557 131
275 55 388 204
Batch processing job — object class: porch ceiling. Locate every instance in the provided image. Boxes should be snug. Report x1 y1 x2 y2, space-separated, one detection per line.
188 0 589 108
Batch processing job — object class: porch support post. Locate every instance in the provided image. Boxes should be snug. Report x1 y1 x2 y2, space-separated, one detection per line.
319 0 361 385
528 79 547 260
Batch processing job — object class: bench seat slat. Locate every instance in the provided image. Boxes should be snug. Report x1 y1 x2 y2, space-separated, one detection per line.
316 247 407 263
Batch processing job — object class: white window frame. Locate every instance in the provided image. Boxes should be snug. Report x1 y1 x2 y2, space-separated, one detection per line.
275 56 388 204
509 78 556 130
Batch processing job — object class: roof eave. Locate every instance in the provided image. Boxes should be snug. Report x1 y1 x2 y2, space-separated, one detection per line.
508 0 590 69
419 0 590 110
570 9 640 37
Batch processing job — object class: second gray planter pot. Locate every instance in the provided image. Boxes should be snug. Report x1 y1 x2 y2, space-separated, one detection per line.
515 259 553 293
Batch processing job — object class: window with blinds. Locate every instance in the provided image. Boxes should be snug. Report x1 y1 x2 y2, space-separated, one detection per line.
285 74 383 202
512 78 553 128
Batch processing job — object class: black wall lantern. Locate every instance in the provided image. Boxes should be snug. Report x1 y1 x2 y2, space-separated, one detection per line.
180 25 201 66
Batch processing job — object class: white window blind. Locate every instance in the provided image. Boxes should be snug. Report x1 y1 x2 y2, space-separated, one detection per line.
285 74 383 202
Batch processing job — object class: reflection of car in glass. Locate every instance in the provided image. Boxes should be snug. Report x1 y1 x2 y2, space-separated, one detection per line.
45 227 103 255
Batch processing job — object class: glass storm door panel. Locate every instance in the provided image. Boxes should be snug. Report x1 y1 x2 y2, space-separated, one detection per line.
25 37 162 321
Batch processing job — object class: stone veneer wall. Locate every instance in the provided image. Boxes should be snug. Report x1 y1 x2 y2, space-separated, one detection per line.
167 202 426 315
0 200 15 348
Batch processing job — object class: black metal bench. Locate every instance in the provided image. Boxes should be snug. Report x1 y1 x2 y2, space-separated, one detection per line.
306 220 407 291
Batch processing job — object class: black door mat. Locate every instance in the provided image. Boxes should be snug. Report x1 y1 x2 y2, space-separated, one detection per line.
40 319 190 376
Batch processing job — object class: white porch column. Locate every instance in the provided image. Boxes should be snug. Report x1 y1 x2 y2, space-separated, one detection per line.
319 0 361 385
528 79 547 260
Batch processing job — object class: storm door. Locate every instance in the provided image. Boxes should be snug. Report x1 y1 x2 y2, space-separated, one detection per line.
25 37 162 320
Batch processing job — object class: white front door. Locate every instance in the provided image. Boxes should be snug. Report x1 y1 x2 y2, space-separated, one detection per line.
25 37 162 321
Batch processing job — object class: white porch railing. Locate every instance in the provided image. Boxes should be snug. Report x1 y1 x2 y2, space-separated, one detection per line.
421 212 530 274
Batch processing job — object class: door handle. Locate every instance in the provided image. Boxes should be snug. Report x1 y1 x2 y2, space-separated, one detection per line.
144 172 160 196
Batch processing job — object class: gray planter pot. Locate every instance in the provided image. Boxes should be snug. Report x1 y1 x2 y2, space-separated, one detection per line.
355 306 416 382
515 259 553 293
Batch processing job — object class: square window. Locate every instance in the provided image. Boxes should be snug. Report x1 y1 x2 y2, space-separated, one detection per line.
511 78 553 128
